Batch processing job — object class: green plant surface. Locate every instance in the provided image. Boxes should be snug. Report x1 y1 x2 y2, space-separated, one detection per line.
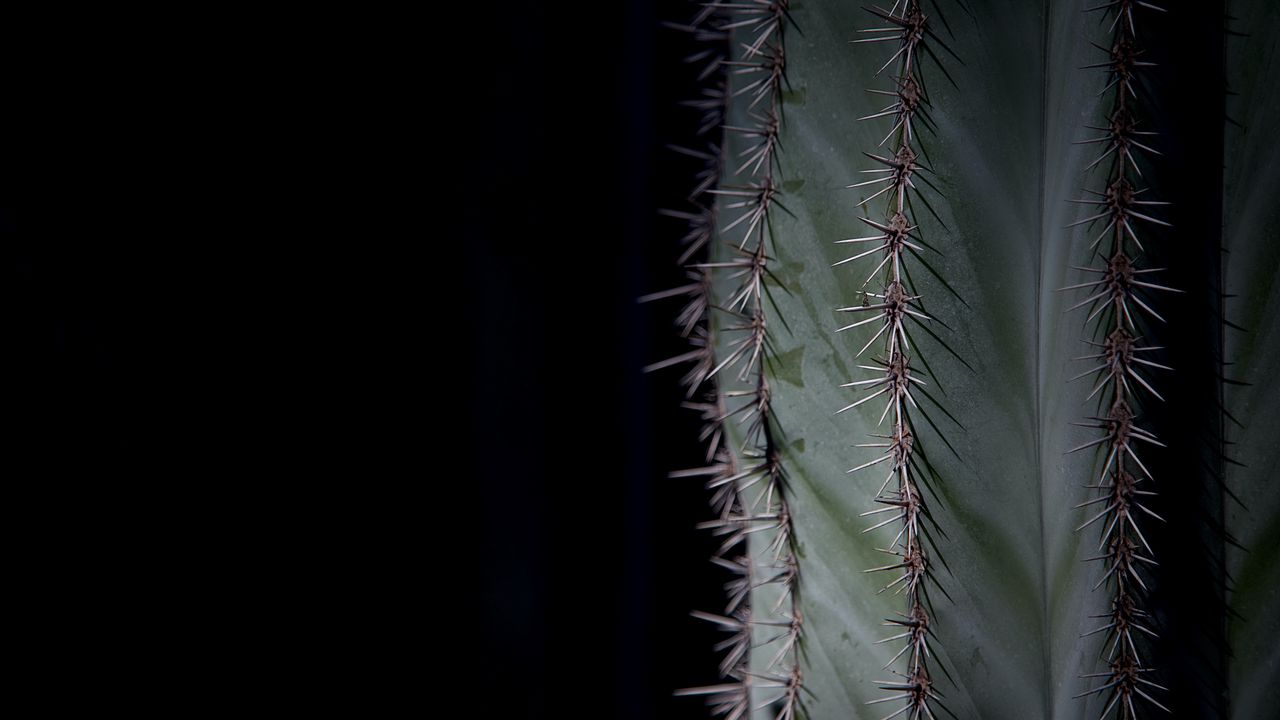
714 2 1090 715
699 1 1263 717
1223 0 1280 716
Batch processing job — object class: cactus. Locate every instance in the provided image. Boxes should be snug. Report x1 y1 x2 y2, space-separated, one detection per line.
649 0 1280 718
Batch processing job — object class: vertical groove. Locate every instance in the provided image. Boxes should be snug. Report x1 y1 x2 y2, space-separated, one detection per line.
1035 1 1052 717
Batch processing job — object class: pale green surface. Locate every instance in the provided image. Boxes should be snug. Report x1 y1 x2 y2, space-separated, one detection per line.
1223 1 1280 717
710 2 1159 717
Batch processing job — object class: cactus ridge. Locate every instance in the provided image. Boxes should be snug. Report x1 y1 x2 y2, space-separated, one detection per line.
1066 2 1174 718
655 3 805 718
842 2 964 719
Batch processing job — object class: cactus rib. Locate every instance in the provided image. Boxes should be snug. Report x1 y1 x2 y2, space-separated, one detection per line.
1067 2 1173 718
654 3 804 718
843 3 962 719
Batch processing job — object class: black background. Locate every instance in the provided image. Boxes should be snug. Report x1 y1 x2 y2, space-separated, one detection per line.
5 1 725 718
456 1 731 717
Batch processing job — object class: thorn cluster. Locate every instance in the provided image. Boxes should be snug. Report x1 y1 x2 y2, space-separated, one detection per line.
843 2 959 719
657 3 804 719
1067 2 1173 718
653 8 751 718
